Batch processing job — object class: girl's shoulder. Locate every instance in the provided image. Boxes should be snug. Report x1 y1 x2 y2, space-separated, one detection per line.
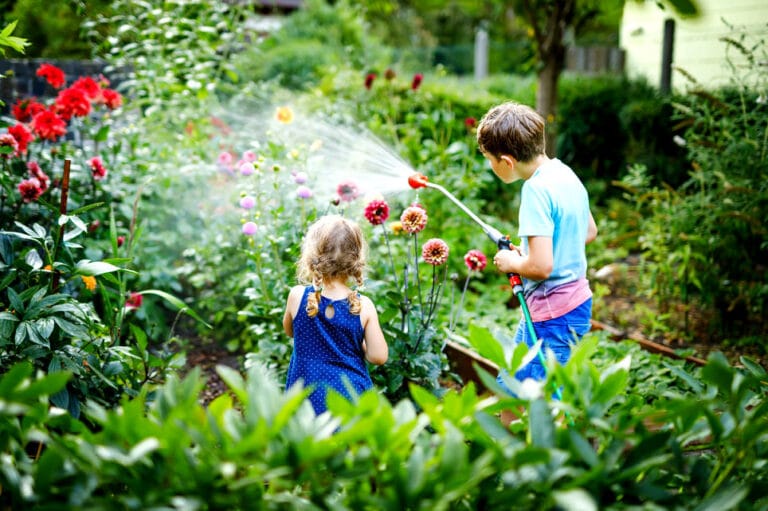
357 293 377 311
287 285 308 302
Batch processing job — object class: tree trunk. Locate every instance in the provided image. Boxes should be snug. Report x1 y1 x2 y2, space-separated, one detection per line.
536 58 560 157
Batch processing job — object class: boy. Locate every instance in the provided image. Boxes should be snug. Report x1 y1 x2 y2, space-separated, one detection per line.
476 101 597 393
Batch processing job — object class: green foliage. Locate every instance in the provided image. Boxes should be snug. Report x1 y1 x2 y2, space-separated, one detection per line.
2 336 766 509
612 28 768 345
1 0 110 58
233 0 389 91
85 0 249 133
0 20 28 56
557 74 688 202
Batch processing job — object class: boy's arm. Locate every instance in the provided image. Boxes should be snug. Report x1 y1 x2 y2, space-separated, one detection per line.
586 212 598 244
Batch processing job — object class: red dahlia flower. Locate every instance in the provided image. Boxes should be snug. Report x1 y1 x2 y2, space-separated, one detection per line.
364 73 376 90
36 63 66 89
400 206 428 234
8 124 34 155
411 73 423 91
31 110 66 141
55 87 91 120
422 238 449 266
11 98 46 123
125 292 143 310
364 199 390 225
71 76 101 99
100 88 122 109
463 249 487 272
27 161 49 192
89 156 107 181
18 178 43 202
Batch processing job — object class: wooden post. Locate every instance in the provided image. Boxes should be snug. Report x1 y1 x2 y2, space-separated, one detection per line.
51 159 71 292
660 18 675 95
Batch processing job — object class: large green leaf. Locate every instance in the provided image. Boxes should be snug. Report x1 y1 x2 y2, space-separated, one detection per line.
75 260 126 276
465 322 506 368
529 398 555 448
139 289 212 328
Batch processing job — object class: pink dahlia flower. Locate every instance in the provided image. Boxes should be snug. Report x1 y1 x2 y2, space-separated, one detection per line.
239 161 255 176
400 205 428 234
297 185 313 199
239 196 256 209
336 180 360 202
422 238 449 266
242 222 258 235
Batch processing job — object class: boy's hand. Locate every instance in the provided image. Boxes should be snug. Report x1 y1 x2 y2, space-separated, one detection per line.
493 247 523 274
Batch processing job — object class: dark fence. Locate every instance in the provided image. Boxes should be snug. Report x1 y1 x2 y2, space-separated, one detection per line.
0 59 112 114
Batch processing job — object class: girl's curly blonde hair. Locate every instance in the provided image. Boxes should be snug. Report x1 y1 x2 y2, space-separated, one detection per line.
297 215 367 317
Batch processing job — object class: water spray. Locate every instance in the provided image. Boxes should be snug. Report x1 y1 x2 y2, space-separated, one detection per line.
408 172 565 402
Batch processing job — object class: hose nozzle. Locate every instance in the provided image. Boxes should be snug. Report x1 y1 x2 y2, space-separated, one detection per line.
408 173 429 189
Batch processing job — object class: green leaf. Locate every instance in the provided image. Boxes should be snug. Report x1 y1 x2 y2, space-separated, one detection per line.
217 365 247 404
553 489 597 511
16 371 71 401
130 323 148 354
0 362 33 395
529 398 554 448
75 260 125 276
25 249 43 269
692 484 748 511
465 322 506 368
568 429 599 467
69 202 105 216
139 289 212 328
0 21 29 54
740 356 766 378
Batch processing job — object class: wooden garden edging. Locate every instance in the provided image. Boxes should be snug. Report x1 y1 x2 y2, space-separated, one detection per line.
443 319 707 395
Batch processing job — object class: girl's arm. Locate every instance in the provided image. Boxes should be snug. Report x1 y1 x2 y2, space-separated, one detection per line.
360 295 388 365
282 286 303 338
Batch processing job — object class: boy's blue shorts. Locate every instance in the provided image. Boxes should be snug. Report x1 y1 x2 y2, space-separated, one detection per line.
496 298 592 394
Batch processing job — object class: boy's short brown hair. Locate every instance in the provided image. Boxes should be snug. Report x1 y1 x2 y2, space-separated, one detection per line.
476 102 546 162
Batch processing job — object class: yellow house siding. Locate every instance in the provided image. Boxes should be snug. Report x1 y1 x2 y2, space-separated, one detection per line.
620 0 768 89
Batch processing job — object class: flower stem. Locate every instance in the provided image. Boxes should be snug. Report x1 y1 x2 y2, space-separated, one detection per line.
412 234 424 316
382 225 399 289
450 274 471 332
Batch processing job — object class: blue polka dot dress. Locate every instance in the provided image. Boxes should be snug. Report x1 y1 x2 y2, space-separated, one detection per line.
286 286 372 414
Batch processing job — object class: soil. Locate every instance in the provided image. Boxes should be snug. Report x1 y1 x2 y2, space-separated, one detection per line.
183 337 240 405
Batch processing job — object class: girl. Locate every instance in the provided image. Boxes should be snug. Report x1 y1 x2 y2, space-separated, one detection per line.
282 215 388 414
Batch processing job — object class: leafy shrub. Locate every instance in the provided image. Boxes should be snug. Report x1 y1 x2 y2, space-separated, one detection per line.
557 74 687 203
2 335 766 509
615 28 768 345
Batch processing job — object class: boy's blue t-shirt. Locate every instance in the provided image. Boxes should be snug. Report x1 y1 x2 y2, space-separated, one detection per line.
518 158 590 295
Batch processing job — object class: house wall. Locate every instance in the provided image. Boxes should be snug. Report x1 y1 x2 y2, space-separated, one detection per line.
620 0 767 90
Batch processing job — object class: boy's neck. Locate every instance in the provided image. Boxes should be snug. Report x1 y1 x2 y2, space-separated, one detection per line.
517 154 551 180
